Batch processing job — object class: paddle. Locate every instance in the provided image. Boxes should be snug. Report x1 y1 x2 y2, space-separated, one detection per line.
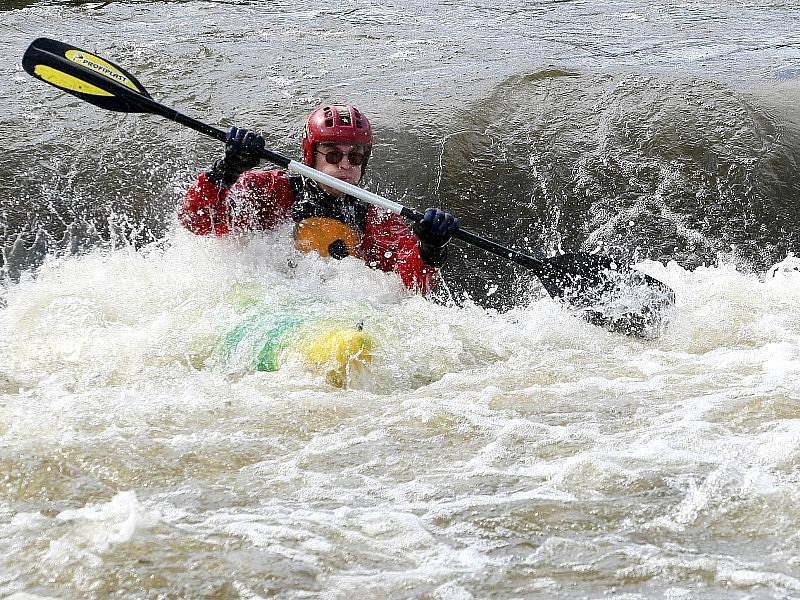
22 37 676 338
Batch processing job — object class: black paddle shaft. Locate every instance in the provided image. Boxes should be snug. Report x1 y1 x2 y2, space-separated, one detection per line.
124 94 293 171
402 206 550 273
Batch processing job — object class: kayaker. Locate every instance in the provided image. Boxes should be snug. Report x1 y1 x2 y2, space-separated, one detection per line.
179 104 459 294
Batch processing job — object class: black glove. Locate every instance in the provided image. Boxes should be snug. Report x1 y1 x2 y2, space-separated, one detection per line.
412 207 459 267
207 127 265 186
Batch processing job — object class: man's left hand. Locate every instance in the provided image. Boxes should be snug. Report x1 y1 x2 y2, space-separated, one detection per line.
413 208 459 247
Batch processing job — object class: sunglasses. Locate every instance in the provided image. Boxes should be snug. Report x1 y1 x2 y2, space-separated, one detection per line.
315 146 368 166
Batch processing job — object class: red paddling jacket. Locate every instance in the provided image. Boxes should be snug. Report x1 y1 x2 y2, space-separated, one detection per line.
179 170 441 294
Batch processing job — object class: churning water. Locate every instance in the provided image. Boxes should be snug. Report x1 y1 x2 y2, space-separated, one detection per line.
2 1 800 598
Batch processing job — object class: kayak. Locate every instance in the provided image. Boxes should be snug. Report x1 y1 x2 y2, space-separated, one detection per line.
214 308 374 388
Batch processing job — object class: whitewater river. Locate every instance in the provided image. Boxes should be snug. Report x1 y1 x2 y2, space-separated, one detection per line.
2 1 800 598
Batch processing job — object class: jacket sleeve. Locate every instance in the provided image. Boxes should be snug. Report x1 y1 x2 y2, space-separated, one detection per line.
359 208 441 295
178 170 295 236
178 172 231 235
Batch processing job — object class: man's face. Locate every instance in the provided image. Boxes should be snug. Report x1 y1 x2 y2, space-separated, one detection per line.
311 143 368 196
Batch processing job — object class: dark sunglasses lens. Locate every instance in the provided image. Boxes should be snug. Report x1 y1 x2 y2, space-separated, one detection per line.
324 150 344 164
347 152 365 166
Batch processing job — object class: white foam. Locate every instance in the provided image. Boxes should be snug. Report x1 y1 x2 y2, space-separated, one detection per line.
44 491 160 565
3 236 800 596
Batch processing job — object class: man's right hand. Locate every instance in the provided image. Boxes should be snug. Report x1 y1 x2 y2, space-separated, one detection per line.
207 127 265 186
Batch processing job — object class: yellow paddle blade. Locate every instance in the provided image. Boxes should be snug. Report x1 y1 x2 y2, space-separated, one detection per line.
22 37 152 112
33 65 113 97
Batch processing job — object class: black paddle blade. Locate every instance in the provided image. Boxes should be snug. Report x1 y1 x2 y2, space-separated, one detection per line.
22 38 151 112
539 252 676 339
537 252 619 301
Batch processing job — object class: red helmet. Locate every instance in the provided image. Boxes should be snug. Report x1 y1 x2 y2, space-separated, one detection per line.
302 105 373 170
